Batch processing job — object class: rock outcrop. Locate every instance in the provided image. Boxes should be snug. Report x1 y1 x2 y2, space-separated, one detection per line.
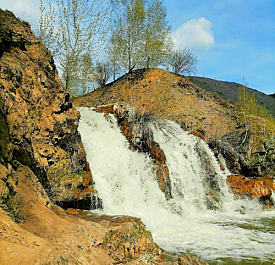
0 9 94 207
227 175 273 208
211 126 275 178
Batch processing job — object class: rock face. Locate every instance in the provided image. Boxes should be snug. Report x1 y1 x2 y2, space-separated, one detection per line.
0 9 94 207
212 126 275 178
95 103 172 198
227 175 273 207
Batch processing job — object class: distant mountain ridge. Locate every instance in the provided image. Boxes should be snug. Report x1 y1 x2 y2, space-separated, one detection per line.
189 76 275 118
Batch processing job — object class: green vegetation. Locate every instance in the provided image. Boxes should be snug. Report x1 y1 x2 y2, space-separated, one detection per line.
109 0 172 73
189 76 275 118
236 82 275 176
37 0 109 96
0 181 26 223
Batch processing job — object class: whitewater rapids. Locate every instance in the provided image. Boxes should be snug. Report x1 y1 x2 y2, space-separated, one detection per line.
78 107 275 263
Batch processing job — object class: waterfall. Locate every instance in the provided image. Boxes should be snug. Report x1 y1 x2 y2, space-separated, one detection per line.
78 107 275 263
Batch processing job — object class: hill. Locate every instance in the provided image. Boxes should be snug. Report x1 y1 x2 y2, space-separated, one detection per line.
189 76 275 118
74 68 237 139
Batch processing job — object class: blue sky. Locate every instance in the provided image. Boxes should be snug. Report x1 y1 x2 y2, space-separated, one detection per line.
163 0 275 95
1 0 274 94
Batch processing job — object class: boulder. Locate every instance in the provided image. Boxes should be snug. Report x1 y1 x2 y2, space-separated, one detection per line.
227 175 273 207
189 130 209 143
83 214 162 264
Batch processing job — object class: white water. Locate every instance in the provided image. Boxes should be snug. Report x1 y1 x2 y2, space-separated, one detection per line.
78 107 275 263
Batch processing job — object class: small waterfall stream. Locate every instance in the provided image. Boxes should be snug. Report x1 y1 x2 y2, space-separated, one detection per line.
78 107 275 263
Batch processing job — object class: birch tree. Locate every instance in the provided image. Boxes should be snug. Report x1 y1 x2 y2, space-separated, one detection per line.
109 0 171 73
142 0 172 68
110 0 146 73
108 32 122 80
78 53 93 95
38 0 110 96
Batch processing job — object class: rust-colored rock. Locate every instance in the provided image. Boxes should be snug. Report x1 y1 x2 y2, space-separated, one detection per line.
257 177 275 192
66 208 88 216
219 163 225 171
149 141 170 193
0 10 94 205
227 175 272 206
95 104 116 116
189 130 209 143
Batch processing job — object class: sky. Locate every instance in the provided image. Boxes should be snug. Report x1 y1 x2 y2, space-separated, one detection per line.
1 0 275 95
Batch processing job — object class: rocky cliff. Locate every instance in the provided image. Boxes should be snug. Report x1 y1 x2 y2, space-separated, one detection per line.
0 9 94 207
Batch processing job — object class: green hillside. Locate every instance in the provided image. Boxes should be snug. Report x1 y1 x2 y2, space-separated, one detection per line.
189 76 275 118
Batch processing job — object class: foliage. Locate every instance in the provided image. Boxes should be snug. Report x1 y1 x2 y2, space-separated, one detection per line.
109 0 172 73
236 82 275 139
167 48 198 75
77 53 93 95
0 181 26 223
37 0 110 96
142 0 173 68
236 82 275 176
110 0 146 73
108 32 122 81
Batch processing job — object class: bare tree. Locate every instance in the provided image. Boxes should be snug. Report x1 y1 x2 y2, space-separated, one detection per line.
93 61 112 88
168 48 198 75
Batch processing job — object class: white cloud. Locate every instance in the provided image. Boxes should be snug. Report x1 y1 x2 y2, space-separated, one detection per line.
172 17 214 53
1 0 40 29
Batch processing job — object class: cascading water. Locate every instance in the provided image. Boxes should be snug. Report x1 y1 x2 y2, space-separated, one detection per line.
78 107 275 263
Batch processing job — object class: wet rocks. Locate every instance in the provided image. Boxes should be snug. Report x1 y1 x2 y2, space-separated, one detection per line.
216 126 275 178
227 175 273 207
172 254 209 265
95 103 172 199
189 130 209 143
